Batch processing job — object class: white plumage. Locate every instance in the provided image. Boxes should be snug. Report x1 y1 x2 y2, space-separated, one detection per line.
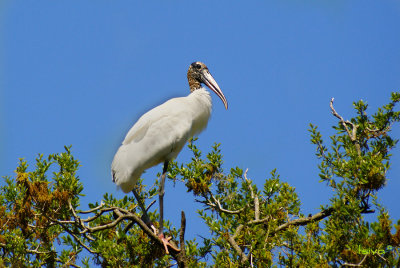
112 88 212 193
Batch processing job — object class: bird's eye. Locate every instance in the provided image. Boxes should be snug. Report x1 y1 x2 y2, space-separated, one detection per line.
195 64 202 69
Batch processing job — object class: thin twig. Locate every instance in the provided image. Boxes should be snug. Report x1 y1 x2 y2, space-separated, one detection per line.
343 254 367 266
248 216 271 225
54 258 81 268
26 248 51 255
271 207 334 235
145 199 156 212
54 218 98 254
330 98 353 138
204 193 245 214
243 169 259 221
330 98 361 154
82 207 122 223
78 203 105 214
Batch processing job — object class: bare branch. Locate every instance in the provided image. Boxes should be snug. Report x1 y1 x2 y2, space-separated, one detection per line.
78 202 105 214
176 211 188 268
109 208 182 256
26 247 51 255
81 210 130 233
232 224 244 240
271 207 334 235
146 199 156 212
81 207 121 223
55 258 81 268
330 98 361 154
203 193 245 215
53 217 98 255
179 211 186 250
44 200 182 257
377 253 387 262
343 254 367 266
226 230 249 265
330 98 353 137
244 169 259 221
248 216 271 226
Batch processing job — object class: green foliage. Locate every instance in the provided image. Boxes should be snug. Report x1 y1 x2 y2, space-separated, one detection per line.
306 93 400 267
1 93 399 267
0 146 83 266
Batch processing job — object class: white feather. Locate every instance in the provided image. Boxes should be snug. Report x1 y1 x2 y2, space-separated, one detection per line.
111 88 212 193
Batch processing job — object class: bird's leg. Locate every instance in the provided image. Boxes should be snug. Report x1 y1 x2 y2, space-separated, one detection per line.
158 161 168 235
158 160 180 254
131 188 157 234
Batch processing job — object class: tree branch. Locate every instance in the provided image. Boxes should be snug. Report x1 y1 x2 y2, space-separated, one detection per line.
248 216 272 226
176 211 188 268
226 227 249 265
343 254 367 267
244 169 260 221
271 207 335 236
330 98 361 154
201 193 245 215
78 203 105 214
49 200 188 266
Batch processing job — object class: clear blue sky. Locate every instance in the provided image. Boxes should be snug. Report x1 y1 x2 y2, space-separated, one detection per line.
1 0 399 262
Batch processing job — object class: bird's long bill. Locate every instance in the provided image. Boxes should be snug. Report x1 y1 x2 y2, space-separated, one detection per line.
202 71 228 109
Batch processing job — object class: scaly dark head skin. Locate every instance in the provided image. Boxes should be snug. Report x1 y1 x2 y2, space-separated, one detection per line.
187 61 208 91
187 61 228 109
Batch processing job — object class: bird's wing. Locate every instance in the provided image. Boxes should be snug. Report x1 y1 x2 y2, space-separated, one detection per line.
112 97 192 188
111 93 212 193
122 97 190 145
122 114 152 145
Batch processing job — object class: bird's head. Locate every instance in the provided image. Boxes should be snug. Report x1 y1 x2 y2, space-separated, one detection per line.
187 61 228 109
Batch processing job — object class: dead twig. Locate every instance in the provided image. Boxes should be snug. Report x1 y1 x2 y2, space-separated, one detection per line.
226 225 249 265
243 169 260 221
343 254 367 267
330 98 361 154
271 207 334 236
176 211 188 268
202 193 245 215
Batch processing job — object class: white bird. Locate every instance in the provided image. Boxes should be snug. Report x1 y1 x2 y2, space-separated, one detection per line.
111 61 228 253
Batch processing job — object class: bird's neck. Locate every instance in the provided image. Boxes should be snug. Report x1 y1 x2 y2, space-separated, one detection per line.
188 88 212 136
188 88 212 107
188 76 201 92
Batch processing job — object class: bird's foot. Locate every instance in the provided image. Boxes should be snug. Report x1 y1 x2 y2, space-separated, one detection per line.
148 225 180 254
158 233 180 254
150 224 158 235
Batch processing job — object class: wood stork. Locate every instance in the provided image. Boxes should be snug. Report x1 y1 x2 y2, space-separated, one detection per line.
111 61 228 253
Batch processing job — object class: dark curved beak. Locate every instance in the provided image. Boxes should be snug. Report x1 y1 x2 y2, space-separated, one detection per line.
201 70 228 110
